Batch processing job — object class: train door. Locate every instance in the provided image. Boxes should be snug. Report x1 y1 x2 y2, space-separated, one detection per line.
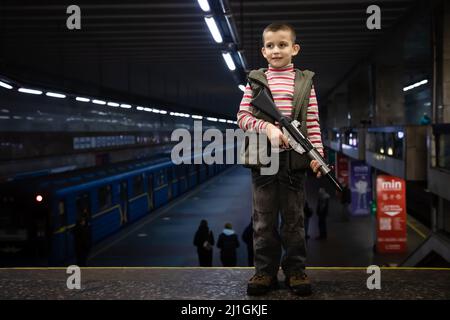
74 192 91 264
119 180 128 224
147 173 154 210
75 193 91 221
53 199 67 263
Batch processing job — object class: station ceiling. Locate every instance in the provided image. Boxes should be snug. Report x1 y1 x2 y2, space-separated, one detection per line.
1 0 418 118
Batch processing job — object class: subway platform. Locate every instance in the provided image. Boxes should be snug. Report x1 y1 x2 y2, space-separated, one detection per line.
87 166 429 268
1 267 449 300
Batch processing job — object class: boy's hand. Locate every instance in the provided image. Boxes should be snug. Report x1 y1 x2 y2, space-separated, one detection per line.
310 160 322 178
266 123 289 148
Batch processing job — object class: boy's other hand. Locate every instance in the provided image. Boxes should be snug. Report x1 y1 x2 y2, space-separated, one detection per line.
310 160 322 178
266 123 289 148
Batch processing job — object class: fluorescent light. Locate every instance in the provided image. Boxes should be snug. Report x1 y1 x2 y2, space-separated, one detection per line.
136 106 144 111
152 108 160 113
207 117 218 122
46 92 66 99
204 16 223 43
92 99 106 105
222 52 236 71
159 110 167 115
227 120 234 124
397 131 404 139
403 79 428 92
219 119 227 123
197 0 210 12
107 102 120 107
18 87 42 95
237 51 247 70
238 84 246 92
144 107 152 112
76 97 90 102
0 80 13 90
120 104 132 109
192 115 203 120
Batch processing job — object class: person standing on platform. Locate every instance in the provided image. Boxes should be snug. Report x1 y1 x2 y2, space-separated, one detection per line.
242 218 254 266
237 22 324 296
217 223 240 267
316 188 330 240
193 219 214 267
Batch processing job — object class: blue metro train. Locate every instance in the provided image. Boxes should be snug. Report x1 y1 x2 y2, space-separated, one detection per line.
0 153 231 266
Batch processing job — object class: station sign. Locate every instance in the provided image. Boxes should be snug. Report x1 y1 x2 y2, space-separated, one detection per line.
376 175 407 253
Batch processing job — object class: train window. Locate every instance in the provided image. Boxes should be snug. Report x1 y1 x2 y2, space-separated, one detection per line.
98 185 112 211
76 193 91 220
133 174 144 196
119 181 128 201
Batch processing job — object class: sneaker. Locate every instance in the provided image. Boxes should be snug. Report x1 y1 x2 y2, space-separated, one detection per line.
247 273 278 296
285 272 312 296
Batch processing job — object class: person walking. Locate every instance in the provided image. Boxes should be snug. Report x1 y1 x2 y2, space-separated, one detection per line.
193 219 214 267
217 223 240 267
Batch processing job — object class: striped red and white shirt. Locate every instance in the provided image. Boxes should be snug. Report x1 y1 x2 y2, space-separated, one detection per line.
237 63 324 156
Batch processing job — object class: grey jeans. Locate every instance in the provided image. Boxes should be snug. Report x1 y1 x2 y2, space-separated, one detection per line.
251 152 307 277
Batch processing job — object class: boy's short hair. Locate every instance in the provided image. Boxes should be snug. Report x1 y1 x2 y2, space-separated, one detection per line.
262 22 296 44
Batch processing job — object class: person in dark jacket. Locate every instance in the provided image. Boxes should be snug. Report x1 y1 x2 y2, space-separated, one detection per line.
242 219 254 266
73 215 91 266
217 222 240 267
193 219 215 267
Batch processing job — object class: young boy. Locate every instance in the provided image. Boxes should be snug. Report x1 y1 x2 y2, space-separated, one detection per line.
237 23 324 296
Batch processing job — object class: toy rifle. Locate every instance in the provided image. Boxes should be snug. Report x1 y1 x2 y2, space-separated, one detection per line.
251 87 343 192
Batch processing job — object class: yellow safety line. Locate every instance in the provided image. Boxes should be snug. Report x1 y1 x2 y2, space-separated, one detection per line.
2 266 450 271
407 221 427 239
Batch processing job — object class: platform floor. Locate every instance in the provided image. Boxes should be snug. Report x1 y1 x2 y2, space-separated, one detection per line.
0 268 449 300
88 166 427 267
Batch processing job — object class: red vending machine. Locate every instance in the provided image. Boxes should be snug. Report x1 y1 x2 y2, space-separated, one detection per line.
376 175 407 253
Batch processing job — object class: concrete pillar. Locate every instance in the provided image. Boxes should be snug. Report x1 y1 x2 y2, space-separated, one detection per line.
347 64 371 126
443 1 450 122
375 64 405 125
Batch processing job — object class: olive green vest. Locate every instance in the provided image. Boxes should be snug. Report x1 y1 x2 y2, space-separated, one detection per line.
240 68 315 171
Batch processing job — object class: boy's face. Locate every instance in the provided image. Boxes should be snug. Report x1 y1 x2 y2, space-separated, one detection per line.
261 30 300 68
